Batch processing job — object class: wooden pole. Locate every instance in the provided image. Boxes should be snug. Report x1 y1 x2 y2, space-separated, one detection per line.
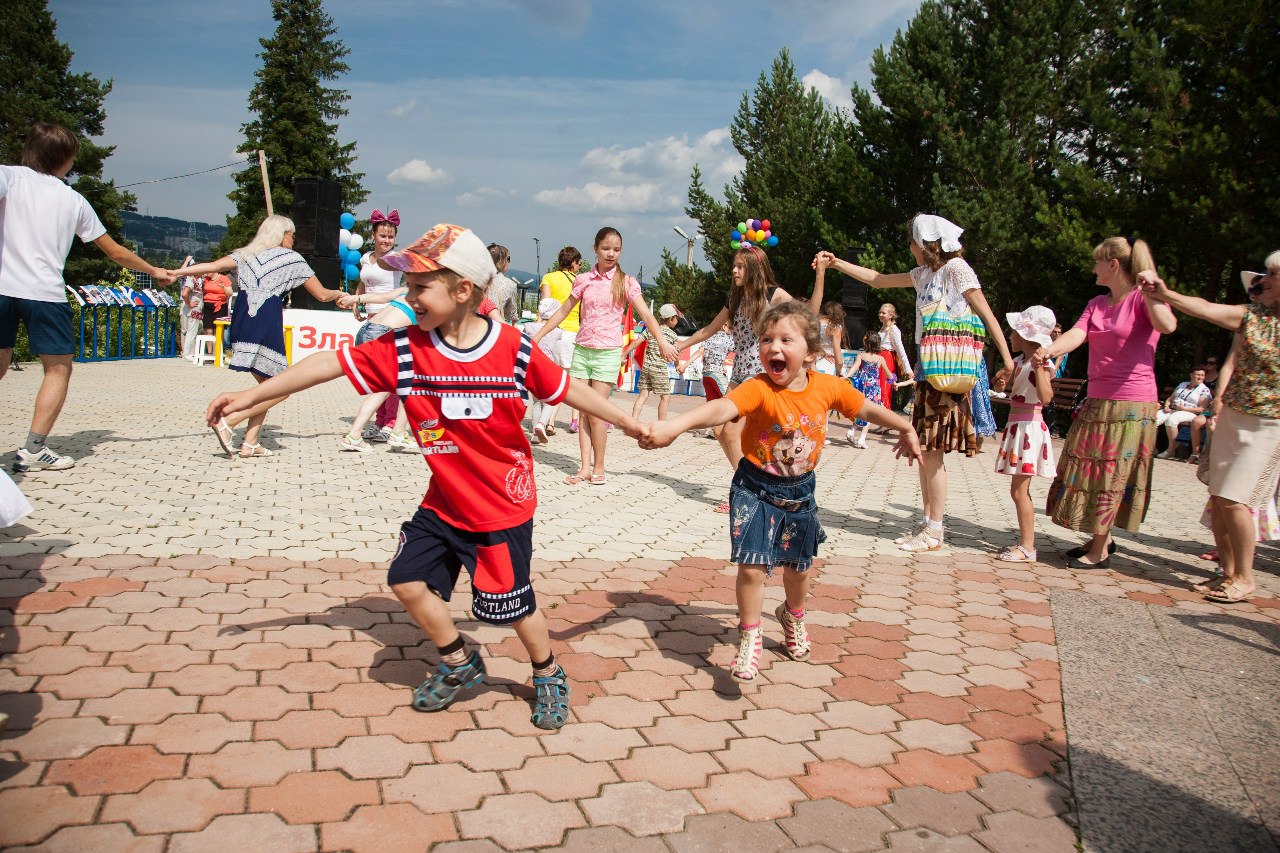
258 150 273 216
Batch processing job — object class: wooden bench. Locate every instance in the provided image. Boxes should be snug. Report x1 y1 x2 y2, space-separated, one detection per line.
989 376 1084 435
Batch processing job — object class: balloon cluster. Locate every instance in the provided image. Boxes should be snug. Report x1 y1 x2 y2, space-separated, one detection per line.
730 218 778 250
336 212 364 283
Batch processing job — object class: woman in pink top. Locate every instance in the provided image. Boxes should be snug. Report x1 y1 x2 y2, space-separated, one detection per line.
1035 237 1177 568
533 227 677 485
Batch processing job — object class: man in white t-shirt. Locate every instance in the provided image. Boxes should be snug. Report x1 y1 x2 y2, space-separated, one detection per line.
1155 366 1212 458
0 123 172 472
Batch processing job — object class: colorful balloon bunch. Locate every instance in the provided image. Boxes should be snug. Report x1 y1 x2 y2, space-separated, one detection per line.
730 218 778 250
336 211 364 283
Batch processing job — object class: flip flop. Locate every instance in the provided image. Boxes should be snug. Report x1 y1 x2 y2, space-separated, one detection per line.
588 473 606 485
1205 582 1254 604
563 473 587 485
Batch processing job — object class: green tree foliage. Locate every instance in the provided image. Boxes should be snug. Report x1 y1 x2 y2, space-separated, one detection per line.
687 50 842 301
0 0 137 285
651 249 721 323
219 0 366 253
687 1 1278 378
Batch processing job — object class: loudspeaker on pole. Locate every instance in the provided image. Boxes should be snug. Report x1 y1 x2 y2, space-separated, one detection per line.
291 178 344 310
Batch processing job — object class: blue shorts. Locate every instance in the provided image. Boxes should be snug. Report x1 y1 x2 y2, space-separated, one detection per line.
388 507 536 625
356 321 394 346
728 459 825 573
0 296 74 356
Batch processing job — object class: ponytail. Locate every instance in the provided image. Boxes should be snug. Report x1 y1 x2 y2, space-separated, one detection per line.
1093 236 1156 282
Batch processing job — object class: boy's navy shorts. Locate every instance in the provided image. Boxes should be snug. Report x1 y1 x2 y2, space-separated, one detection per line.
388 507 536 625
0 296 74 356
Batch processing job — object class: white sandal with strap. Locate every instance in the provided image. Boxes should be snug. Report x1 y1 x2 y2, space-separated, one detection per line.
996 544 1037 563
239 443 274 458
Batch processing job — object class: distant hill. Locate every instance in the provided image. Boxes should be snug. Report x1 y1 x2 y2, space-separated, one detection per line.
121 211 226 260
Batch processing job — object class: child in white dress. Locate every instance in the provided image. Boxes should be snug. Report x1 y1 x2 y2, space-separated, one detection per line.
994 306 1057 562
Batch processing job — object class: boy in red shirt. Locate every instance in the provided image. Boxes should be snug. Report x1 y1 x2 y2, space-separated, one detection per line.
207 223 643 729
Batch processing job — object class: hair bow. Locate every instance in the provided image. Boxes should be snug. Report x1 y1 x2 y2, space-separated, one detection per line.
370 209 400 227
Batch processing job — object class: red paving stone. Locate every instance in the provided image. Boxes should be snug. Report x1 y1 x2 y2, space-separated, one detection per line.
794 759 900 807
45 744 186 795
0 785 100 847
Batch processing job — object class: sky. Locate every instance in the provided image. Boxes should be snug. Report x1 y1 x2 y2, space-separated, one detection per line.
49 0 922 282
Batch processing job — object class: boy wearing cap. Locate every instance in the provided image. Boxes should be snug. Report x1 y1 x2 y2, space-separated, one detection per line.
624 303 681 421
207 224 644 729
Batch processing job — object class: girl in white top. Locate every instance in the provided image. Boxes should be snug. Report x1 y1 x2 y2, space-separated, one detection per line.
816 302 845 375
993 307 1057 563
877 302 912 409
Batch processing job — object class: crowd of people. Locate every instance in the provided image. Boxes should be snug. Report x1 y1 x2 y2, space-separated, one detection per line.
3 120 1278 729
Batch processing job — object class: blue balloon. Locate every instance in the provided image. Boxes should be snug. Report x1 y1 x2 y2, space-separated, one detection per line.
337 245 348 263
339 212 356 230
344 263 360 281
767 235 779 246
731 230 742 241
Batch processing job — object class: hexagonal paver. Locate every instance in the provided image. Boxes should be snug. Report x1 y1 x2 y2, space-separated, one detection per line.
458 792 587 849
885 750 983 794
974 811 1078 853
581 781 702 837
100 778 243 834
716 737 816 779
5 717 128 761
81 687 199 725
891 719 983 755
254 709 365 749
2 822 163 853
44 744 185 795
200 685 309 722
666 812 791 853
435 728 547 771
972 771 1070 817
321 804 457 853
504 754 619 802
809 729 901 766
383 763 504 814
794 759 899 807
248 770 380 825
168 813 318 853
818 700 904 734
641 716 737 752
541 721 644 762
550 825 670 853
131 713 251 754
733 708 822 743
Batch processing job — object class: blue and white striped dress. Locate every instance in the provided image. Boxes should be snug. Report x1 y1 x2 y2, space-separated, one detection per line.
228 248 314 377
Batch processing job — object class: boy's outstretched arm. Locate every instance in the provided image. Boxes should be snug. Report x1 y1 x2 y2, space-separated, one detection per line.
207 351 345 426
563 378 644 438
642 398 740 449
849 400 923 466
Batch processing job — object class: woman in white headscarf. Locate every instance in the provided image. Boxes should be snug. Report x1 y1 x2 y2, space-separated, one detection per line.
815 214 1013 551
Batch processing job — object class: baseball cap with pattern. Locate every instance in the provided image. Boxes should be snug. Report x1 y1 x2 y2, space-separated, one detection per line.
379 224 496 291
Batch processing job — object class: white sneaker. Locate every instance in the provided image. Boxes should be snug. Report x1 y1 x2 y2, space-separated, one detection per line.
855 438 868 449
14 447 75 472
532 423 548 445
1155 450 1170 459
340 433 372 452
847 428 858 444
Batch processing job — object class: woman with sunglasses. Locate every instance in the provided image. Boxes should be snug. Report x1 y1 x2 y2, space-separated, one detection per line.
1138 253 1280 603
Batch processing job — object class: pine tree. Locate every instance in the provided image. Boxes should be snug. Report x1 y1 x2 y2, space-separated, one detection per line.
220 0 366 252
651 249 721 322
686 50 841 300
0 0 137 285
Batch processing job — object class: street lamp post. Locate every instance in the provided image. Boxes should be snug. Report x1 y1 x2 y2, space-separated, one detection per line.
673 226 698 268
533 237 541 280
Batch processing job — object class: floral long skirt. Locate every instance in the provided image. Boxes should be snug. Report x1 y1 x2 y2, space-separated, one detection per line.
1046 398 1157 534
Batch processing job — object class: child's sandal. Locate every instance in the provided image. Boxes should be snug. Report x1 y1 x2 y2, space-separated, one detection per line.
730 626 763 682
531 665 570 729
775 603 811 661
995 544 1037 563
412 650 486 712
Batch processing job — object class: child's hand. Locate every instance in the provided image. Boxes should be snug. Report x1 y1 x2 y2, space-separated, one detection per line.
893 427 924 467
208 391 251 426
658 340 679 363
620 417 644 440
641 420 678 449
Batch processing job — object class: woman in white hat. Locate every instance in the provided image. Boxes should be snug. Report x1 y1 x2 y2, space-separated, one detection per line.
1138 253 1280 603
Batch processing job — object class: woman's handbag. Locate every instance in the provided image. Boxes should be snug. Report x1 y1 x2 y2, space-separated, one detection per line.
918 297 986 395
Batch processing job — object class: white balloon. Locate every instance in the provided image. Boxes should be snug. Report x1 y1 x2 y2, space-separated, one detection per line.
347 233 364 251
338 229 351 246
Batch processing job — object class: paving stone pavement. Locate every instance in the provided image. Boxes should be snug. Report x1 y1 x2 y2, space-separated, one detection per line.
0 359 1277 852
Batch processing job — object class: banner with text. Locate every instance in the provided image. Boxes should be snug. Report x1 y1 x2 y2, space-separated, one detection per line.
283 308 363 364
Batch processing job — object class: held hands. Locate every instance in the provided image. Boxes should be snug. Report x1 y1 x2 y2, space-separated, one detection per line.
152 268 177 285
639 420 679 450
1136 270 1170 302
336 294 358 310
893 427 924 467
811 250 838 271
658 341 680 363
1031 347 1050 369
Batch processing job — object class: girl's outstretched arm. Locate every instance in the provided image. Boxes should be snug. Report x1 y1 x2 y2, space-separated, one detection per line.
964 288 1014 373
814 251 913 289
531 295 579 344
679 307 731 352
563 378 642 437
641 399 740 449
850 401 922 465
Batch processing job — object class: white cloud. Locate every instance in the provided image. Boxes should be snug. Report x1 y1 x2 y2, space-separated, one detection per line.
387 159 448 186
456 187 517 208
533 182 679 214
580 129 742 184
390 98 419 119
803 69 854 114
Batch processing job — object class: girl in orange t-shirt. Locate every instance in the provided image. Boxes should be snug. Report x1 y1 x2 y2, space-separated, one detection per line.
644 302 922 682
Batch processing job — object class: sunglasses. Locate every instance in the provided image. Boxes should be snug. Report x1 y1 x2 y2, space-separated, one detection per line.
1249 274 1267 297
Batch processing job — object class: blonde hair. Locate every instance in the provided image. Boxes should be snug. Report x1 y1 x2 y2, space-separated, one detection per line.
239 215 296 255
593 227 628 307
444 269 485 309
1266 250 1280 273
1092 237 1156 281
880 302 897 322
758 301 822 355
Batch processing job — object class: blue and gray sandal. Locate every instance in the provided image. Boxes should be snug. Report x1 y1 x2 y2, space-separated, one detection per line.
412 649 486 712
531 665 571 730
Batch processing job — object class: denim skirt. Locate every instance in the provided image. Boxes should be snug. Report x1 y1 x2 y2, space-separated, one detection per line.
728 459 825 573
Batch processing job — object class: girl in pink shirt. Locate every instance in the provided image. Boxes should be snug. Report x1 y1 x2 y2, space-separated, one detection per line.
533 227 677 485
1035 237 1177 568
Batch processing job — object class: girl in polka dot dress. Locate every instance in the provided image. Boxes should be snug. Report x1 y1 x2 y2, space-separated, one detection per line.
994 306 1058 562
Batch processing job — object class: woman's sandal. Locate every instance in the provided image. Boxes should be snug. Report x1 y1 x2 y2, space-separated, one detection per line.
587 473 606 485
239 443 274 458
996 544 1037 563
530 665 571 730
563 473 586 485
1191 575 1227 594
212 419 235 457
544 425 557 436
1066 541 1118 559
1205 582 1254 604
